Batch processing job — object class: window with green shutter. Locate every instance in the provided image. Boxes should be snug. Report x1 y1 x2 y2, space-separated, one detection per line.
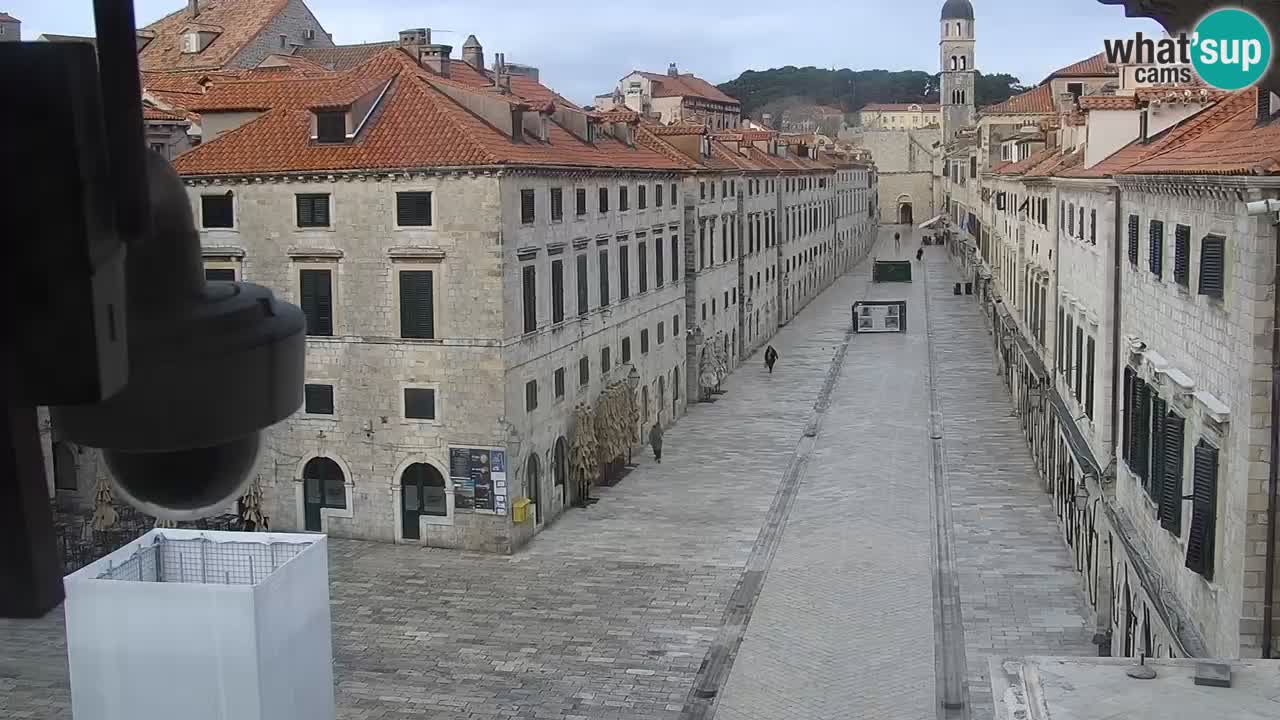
640 329 649 354
1198 234 1225 298
1149 396 1166 501
655 236 664 287
1084 336 1095 420
1159 412 1185 535
304 384 334 415
550 187 563 222
621 336 632 363
638 184 647 210
1173 224 1191 287
300 269 333 336
1133 378 1151 484
1149 220 1164 279
655 183 663 207
619 245 630 300
554 368 565 399
639 242 648 293
1074 326 1084 402
525 380 538 412
520 189 535 224
1122 367 1135 467
399 270 435 339
1185 441 1219 580
599 250 610 306
551 260 564 324
521 265 537 333
404 388 436 420
1090 208 1097 245
396 192 432 226
296 193 330 228
575 188 587 216
576 254 589 316
1127 215 1139 265
619 186 629 212
670 183 677 206
598 186 609 213
578 356 589 386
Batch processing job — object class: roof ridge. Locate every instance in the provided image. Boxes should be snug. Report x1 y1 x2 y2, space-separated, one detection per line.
1124 90 1254 171
172 105 285 172
409 78 505 166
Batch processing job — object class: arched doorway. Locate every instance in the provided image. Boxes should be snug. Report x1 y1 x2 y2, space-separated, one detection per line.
53 442 77 492
898 200 914 225
554 437 568 506
401 462 447 540
302 457 345 532
526 454 542 525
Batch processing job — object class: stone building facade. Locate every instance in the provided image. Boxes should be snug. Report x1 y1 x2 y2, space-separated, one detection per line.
594 65 742 130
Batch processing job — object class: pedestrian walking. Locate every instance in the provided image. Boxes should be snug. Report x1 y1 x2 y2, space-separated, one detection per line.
649 423 664 463
916 246 924 261
764 345 779 373
894 232 901 253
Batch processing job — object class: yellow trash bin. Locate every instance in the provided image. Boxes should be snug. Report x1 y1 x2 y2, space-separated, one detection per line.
512 498 531 524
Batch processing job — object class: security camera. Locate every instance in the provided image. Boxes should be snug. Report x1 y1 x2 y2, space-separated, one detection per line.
1245 198 1280 216
50 152 306 521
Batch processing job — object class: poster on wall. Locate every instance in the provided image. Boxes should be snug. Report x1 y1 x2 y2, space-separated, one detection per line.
491 450 508 515
449 447 508 514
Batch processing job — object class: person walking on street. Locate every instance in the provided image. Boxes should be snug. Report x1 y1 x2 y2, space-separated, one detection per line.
916 246 924 261
649 423 664 463
894 231 901 254
765 345 779 374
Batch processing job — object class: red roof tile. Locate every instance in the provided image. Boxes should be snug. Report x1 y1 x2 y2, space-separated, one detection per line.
635 71 739 105
983 84 1055 115
138 0 296 73
143 103 190 123
992 145 1058 176
648 123 706 136
173 49 689 177
295 42 397 71
1080 95 1138 110
1043 52 1116 83
1118 90 1280 175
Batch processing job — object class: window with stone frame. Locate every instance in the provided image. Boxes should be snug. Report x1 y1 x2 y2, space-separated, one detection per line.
554 368 565 400
638 184 647 210
550 187 564 222
404 388 436 420
640 329 649 354
1198 234 1225 298
525 380 538 412
619 244 631 300
579 356 589 386
1173 224 1191 288
1149 220 1165 279
619 186 629 212
576 188 587 216
300 268 333 336
520 189 536 225
399 270 435 339
396 192 433 226
296 193 331 228
598 186 609 213
601 346 611 376
551 259 565 324
521 265 538 333
304 384 334 415
201 193 234 228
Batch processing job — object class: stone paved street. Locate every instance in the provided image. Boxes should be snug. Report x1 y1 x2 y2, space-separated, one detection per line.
0 226 1094 720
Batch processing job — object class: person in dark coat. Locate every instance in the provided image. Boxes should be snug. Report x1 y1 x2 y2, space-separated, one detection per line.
916 246 924 261
649 423 664 463
765 345 779 373
894 231 901 253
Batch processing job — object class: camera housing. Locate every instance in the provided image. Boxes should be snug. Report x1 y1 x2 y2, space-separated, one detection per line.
50 151 305 520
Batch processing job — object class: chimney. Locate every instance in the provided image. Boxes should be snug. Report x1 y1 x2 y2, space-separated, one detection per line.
462 34 484 71
189 0 199 17
399 28 430 51
419 43 453 77
667 62 678 77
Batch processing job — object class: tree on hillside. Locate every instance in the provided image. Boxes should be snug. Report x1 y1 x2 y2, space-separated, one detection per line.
718 66 1025 118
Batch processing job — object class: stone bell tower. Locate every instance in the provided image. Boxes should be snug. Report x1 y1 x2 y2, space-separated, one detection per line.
940 0 976 142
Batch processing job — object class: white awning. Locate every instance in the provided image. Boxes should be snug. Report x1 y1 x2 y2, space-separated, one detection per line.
918 214 948 229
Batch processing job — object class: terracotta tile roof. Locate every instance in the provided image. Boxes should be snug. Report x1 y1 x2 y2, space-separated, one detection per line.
1118 90 1280 175
186 75 357 112
1135 87 1229 103
248 54 333 78
983 84 1055 115
1080 95 1138 110
295 42 398 71
143 104 190 123
992 145 1058 176
593 110 642 122
138 0 294 72
648 123 706 136
860 103 940 112
1043 52 1116 83
1025 148 1083 178
636 71 739 105
173 49 689 177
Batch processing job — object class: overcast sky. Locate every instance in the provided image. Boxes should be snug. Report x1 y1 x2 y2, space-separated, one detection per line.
9 0 1161 104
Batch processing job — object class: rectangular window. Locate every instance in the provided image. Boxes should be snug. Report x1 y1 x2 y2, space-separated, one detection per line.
1067 204 1075 236
404 388 436 420
1186 441 1219 580
670 183 677 205
1199 235 1225 298
658 321 665 344
576 254 589 316
522 265 537 333
1127 215 1139 265
550 187 564 221
655 237 665 287
599 250 610 306
640 329 650 354
601 347 611 375
299 269 333 336
551 259 564 324
315 111 346 143
525 380 538 412
296 194 331 228
554 368 566 399
1133 378 1152 486
304 383 334 415
520 189 535 224
205 267 236 282
638 184 647 210
1078 206 1085 240
969 156 977 178
1122 367 1135 468
579 357 589 386
1149 220 1164 279
639 242 648 293
1159 411 1185 535
619 246 630 300
673 314 680 337
622 337 632 363
1074 327 1084 402
1090 209 1097 245
1172 224 1191 287
201 194 234 228
619 186 629 212
598 187 609 213
1063 315 1073 387
396 192 433 226
399 270 435 339
1085 336 1095 420
700 182 706 200
655 183 663 207
576 188 587 216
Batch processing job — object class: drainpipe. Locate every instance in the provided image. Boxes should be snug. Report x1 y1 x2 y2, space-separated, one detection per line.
1265 217 1280 659
1109 185 1123 463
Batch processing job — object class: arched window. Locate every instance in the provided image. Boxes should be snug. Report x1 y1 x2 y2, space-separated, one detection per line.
950 56 958 71
960 56 967 70
302 457 346 531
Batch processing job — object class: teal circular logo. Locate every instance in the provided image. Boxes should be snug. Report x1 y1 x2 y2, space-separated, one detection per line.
1192 8 1272 91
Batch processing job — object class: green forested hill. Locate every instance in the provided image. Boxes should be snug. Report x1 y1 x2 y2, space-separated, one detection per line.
717 66 1027 122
